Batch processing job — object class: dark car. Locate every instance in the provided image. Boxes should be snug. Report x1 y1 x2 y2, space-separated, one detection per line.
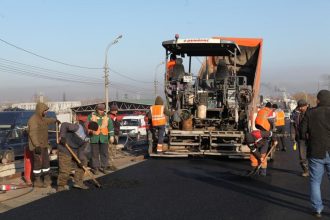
0 111 57 160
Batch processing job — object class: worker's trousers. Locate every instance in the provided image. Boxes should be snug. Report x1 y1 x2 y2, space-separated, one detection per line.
57 151 84 186
297 139 308 171
309 152 330 213
250 141 269 168
91 143 109 169
32 148 50 177
152 125 165 144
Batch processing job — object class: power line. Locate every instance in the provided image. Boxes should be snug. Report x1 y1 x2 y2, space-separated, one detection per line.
0 66 102 85
0 37 102 70
0 58 102 81
0 37 154 83
109 68 153 84
0 65 154 94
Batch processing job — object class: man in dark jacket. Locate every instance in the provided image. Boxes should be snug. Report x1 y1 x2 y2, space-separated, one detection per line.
301 89 330 218
291 99 309 176
57 121 95 192
28 102 58 188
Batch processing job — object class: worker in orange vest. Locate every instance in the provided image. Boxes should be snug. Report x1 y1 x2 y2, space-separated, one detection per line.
87 103 114 175
252 102 276 176
166 54 176 81
148 96 170 153
272 103 286 151
255 102 275 132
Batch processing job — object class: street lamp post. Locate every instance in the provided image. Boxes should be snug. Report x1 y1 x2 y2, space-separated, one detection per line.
154 61 165 98
104 35 122 113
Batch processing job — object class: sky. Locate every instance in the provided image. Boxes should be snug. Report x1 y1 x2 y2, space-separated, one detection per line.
0 0 329 103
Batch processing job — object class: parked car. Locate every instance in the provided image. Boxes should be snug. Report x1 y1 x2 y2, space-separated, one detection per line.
119 115 147 140
0 111 57 160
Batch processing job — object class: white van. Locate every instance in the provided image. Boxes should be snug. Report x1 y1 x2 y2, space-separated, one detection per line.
120 115 147 140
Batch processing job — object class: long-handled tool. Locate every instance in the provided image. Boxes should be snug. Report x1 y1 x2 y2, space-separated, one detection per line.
56 121 59 144
64 143 102 188
247 140 278 176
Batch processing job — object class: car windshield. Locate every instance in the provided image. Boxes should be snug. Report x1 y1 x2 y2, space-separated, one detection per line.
0 112 18 126
121 119 140 126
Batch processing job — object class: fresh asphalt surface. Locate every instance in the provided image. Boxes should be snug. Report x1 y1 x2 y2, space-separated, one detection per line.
1 135 330 219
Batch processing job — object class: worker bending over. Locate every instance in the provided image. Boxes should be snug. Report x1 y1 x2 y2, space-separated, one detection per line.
252 102 277 176
57 121 98 192
246 129 275 176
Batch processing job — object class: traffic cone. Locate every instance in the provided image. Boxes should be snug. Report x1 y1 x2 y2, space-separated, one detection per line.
24 147 33 185
157 144 163 153
0 184 17 191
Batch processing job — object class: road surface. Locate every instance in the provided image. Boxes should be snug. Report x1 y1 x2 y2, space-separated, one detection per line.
1 138 329 220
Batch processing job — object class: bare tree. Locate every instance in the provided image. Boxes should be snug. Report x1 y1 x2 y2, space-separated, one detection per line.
292 92 317 107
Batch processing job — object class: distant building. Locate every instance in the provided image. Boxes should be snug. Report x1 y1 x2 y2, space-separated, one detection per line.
11 101 81 113
10 101 82 123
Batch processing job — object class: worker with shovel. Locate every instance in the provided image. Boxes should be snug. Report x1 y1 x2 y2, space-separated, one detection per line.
57 121 98 192
246 129 276 176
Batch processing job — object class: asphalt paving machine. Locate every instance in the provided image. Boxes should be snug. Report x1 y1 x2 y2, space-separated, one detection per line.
150 35 263 158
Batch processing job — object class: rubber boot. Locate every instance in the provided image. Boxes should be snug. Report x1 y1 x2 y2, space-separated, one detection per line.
43 173 52 188
57 185 69 192
73 181 89 190
33 175 45 188
108 165 118 171
259 168 267 177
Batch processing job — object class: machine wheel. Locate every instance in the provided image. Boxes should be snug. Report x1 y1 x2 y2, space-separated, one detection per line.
1 150 15 164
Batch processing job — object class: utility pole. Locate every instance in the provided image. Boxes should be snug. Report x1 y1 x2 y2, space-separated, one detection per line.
154 61 165 98
154 80 158 98
104 35 122 113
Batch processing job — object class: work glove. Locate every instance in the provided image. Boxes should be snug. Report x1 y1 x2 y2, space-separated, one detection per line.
248 144 261 162
109 136 115 144
35 146 42 155
60 137 66 145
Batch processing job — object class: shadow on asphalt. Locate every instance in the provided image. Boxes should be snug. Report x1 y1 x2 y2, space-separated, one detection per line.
164 157 329 218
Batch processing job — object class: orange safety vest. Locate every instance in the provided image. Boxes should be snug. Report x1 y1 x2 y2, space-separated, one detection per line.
167 60 176 69
150 105 166 126
91 113 109 135
275 110 285 126
166 60 176 80
255 107 272 131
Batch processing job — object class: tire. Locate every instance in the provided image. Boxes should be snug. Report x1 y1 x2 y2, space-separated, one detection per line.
2 150 15 163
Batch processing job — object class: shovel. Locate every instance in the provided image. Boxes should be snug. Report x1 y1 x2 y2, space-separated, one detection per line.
64 143 102 188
